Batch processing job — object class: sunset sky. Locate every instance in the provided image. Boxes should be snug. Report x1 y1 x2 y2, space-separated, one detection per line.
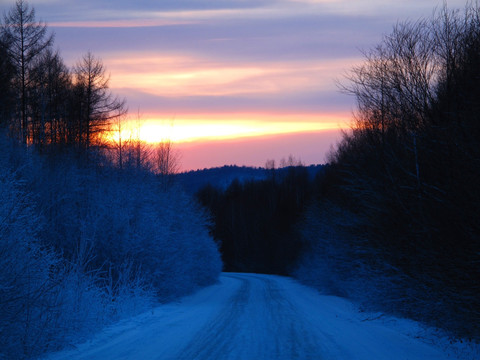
1 0 466 170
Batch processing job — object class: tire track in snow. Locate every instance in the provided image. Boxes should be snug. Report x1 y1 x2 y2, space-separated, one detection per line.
174 273 326 360
174 274 251 360
46 273 452 360
260 276 324 359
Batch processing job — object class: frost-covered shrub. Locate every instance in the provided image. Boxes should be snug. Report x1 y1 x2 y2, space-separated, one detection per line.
103 262 156 321
135 189 223 299
12 146 222 303
89 172 222 301
0 169 59 358
294 203 411 312
293 203 364 297
0 133 221 358
293 201 470 336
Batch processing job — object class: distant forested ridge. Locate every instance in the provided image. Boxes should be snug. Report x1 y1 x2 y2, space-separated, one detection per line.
0 1 221 358
198 4 480 340
178 164 323 193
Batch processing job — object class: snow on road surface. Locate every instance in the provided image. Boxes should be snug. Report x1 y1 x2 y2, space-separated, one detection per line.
46 273 453 360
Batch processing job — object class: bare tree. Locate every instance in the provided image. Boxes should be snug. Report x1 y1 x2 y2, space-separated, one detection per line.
155 139 180 189
109 111 132 170
329 3 480 337
1 0 53 143
0 36 14 126
265 159 276 181
73 52 126 151
29 49 71 147
129 110 151 171
279 155 303 168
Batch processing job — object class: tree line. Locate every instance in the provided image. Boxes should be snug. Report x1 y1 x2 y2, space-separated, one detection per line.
0 0 125 151
197 162 314 275
302 3 480 339
0 0 181 176
198 3 480 340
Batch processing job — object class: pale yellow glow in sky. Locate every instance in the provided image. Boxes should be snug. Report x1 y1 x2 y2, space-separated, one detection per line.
28 0 468 169
143 120 339 143
111 114 346 144
103 52 353 144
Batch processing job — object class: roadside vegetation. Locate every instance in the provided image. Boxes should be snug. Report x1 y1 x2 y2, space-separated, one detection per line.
0 1 221 358
198 3 480 340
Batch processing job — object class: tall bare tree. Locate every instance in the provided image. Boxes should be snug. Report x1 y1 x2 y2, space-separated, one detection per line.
29 49 71 147
155 139 180 189
328 3 480 337
1 0 53 143
73 52 126 151
109 111 130 170
0 36 14 126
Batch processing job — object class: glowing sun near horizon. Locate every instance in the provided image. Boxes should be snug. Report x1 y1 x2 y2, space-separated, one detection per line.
112 114 346 146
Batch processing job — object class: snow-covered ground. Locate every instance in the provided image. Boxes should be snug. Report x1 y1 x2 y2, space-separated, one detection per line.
44 273 474 360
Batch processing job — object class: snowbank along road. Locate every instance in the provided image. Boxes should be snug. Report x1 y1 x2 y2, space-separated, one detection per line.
47 273 451 360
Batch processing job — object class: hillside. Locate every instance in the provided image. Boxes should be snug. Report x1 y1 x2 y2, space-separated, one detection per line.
176 164 324 193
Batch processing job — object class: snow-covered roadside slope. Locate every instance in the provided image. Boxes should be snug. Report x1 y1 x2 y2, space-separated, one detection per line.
44 273 461 360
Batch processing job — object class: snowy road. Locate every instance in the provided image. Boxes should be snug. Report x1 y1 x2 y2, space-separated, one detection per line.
47 273 451 360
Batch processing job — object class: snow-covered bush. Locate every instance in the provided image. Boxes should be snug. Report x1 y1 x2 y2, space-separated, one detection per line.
294 202 414 314
10 145 222 302
87 170 223 301
0 170 60 358
293 201 475 338
0 133 222 358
